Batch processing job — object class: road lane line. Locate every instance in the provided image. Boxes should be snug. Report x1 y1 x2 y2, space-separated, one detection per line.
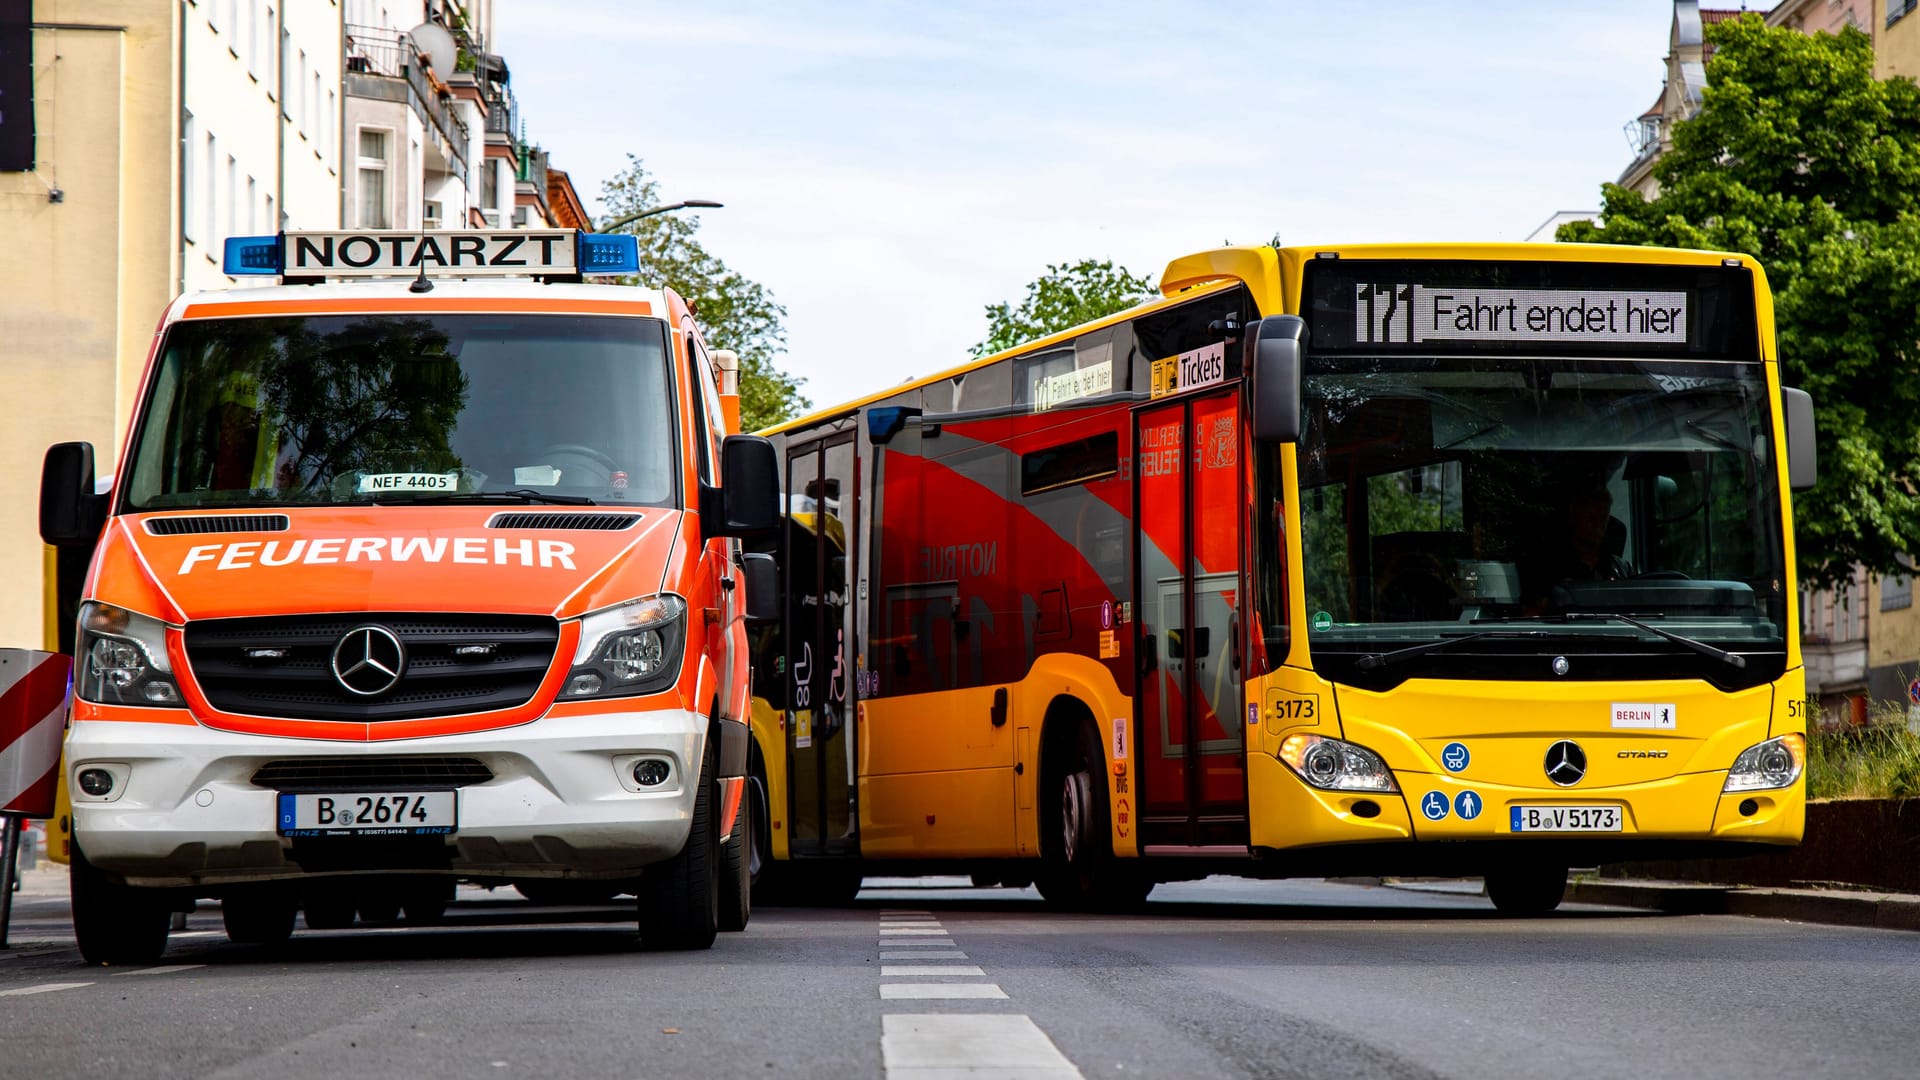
881 927 950 935
883 965 987 976
880 984 1009 1000
882 1014 1082 1077
0 982 93 996
113 964 207 977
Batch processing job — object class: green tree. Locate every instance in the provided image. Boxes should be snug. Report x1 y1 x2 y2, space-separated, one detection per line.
972 259 1155 357
1558 16 1920 586
600 156 809 431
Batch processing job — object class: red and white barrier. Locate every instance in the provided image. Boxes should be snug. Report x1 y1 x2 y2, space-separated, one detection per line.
0 650 70 818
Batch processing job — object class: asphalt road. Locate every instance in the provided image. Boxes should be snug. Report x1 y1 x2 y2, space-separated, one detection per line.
3 867 1918 1079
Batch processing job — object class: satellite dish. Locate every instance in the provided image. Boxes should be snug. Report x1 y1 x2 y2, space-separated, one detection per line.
407 22 457 76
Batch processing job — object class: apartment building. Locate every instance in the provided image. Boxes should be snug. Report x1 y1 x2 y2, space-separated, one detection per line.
0 0 584 650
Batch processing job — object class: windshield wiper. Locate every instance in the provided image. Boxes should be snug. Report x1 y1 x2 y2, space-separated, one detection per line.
1354 630 1554 672
1479 612 1746 670
371 488 597 506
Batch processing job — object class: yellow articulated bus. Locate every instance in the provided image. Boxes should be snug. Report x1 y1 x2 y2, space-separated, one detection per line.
744 242 1817 913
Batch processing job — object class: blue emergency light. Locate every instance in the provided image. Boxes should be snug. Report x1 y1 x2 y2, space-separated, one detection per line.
576 232 641 275
223 235 283 275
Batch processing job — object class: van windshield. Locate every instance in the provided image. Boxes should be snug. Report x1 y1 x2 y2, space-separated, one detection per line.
124 314 678 509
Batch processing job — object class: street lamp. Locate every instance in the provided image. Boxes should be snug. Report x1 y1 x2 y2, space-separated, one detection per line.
598 199 724 232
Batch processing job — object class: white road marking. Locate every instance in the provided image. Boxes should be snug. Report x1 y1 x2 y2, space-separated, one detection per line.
883 965 987 976
882 1013 1082 1077
882 950 968 960
880 984 1009 1000
880 909 932 915
0 982 93 996
880 927 950 936
113 964 207 977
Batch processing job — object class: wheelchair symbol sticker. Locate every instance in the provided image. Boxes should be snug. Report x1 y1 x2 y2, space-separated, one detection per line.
1420 791 1450 821
1441 742 1470 772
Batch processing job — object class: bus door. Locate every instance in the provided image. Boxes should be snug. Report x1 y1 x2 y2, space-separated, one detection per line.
785 436 859 857
1134 389 1250 849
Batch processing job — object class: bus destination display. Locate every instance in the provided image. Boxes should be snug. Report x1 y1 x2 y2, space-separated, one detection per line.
1352 284 1687 346
1305 259 1756 360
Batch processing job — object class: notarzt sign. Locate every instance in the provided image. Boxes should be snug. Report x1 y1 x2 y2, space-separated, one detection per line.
284 231 578 277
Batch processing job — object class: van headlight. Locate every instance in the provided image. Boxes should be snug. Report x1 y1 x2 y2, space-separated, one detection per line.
563 595 687 699
1723 734 1805 792
75 602 184 707
1278 734 1398 792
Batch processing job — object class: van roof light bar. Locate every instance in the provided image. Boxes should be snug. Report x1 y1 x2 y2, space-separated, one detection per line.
222 230 641 280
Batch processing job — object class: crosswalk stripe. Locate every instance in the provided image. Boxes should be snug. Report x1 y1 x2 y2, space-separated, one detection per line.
880 984 1009 1000
0 982 92 996
882 1013 1082 1077
880 927 950 935
882 965 987 976
881 950 968 960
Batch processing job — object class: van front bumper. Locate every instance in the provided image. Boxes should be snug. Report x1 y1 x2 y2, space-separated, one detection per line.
65 709 706 890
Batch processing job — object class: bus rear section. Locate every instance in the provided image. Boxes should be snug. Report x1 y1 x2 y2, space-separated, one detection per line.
38 229 778 963
748 242 1815 914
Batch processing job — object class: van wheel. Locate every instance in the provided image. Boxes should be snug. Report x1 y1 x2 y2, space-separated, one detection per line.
303 882 358 930
71 844 171 965
719 784 753 932
1035 723 1152 912
1485 864 1568 916
637 739 720 950
222 888 298 945
401 879 454 925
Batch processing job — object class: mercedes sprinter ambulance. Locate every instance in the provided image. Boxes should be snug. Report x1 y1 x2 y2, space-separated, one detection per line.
38 229 777 963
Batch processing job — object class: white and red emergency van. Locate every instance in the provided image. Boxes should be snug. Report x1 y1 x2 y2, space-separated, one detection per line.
38 229 778 963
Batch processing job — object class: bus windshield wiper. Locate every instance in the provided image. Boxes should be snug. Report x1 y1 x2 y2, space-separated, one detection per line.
1480 612 1746 670
1354 630 1554 672
371 488 597 506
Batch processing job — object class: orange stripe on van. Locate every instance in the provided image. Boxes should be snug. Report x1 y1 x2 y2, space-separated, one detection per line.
180 297 654 320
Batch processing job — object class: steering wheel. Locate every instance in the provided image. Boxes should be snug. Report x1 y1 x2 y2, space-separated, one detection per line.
534 443 619 479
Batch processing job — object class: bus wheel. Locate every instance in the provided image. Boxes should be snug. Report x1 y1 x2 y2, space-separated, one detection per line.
222 888 298 946
719 785 753 932
637 739 720 950
1484 864 1568 916
1036 726 1153 911
70 844 171 965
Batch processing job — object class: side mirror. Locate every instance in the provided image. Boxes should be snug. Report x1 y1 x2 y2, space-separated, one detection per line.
1247 315 1305 442
712 434 779 538
740 551 777 624
40 442 108 545
1782 386 1816 491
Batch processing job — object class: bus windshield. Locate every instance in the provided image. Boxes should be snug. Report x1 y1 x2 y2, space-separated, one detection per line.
1294 354 1788 686
123 314 678 510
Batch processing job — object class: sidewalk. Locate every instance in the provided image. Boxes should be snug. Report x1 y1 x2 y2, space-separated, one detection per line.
1382 875 1920 931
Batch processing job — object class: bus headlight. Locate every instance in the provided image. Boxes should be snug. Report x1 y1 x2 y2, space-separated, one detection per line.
1278 734 1398 793
1723 734 1806 792
563 595 687 699
74 602 184 707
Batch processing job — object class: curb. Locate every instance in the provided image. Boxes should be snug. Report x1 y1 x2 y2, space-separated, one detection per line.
1567 878 1920 931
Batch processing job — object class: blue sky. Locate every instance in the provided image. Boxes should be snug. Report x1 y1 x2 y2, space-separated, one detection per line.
496 1 1767 411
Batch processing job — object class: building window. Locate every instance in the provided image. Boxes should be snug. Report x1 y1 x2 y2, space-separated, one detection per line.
482 159 498 215
226 154 237 245
1885 571 1913 612
203 134 217 248
1893 1 1918 28
356 128 390 229
182 111 197 242
245 175 256 233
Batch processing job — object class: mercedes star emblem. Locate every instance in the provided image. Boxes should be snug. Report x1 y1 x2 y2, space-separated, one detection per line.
1544 740 1587 787
331 625 407 697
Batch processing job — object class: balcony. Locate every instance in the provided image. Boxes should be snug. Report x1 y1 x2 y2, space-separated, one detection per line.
484 86 519 140
345 24 470 183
